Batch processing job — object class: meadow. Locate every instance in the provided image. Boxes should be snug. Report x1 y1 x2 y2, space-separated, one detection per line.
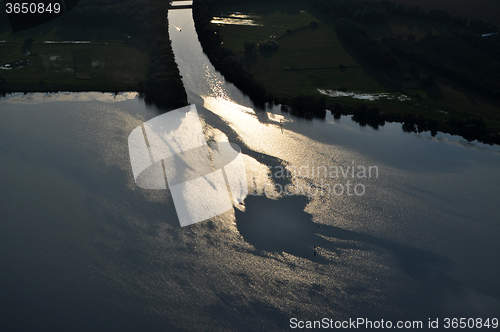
0 20 148 92
213 2 392 100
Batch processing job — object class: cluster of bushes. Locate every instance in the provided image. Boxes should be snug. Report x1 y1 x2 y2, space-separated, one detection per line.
280 96 326 119
454 29 500 60
331 103 386 129
399 113 439 135
447 116 491 142
400 113 496 143
330 102 500 144
335 19 398 68
384 32 500 97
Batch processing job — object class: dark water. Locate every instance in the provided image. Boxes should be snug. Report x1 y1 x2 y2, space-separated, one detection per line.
0 7 499 332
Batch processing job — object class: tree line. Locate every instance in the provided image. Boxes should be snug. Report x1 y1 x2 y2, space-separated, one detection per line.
139 0 188 109
330 102 498 143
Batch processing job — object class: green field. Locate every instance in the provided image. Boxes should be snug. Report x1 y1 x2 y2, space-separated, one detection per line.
0 21 148 92
212 2 394 100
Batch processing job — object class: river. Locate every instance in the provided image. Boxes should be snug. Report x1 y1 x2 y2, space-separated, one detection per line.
0 6 499 332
